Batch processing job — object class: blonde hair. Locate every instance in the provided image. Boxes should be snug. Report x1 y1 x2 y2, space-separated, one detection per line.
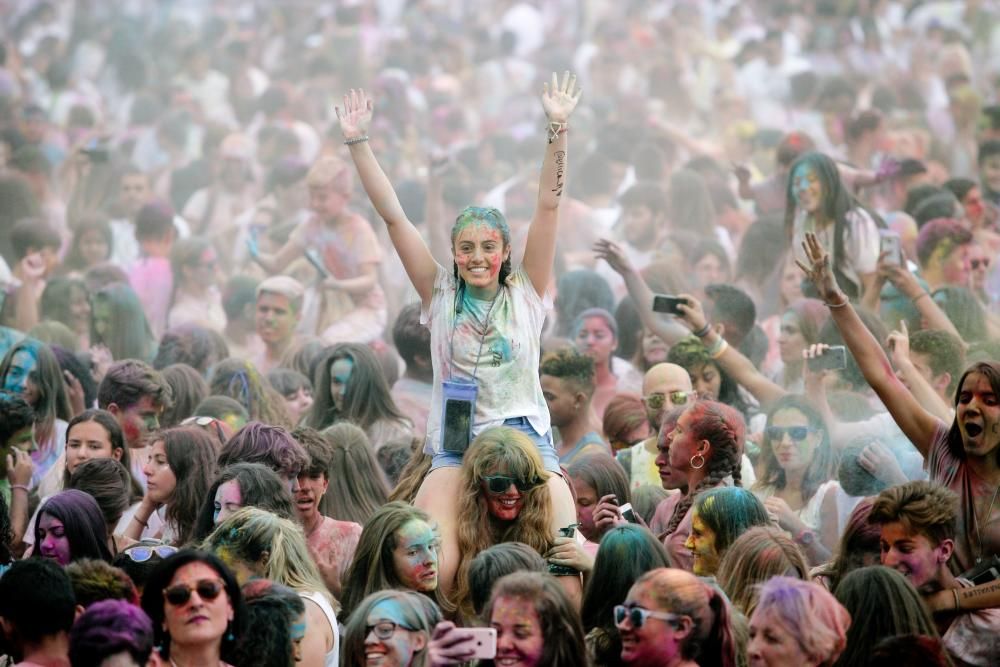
306 156 352 194
717 527 809 616
453 427 553 618
202 507 336 610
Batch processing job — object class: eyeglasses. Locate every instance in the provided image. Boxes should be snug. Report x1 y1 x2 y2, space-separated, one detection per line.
365 620 415 640
971 258 991 270
766 425 812 442
613 605 680 629
123 545 178 562
643 391 693 410
163 578 226 606
482 475 544 494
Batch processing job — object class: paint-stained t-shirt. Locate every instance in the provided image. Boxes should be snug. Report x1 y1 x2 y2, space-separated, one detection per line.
421 264 552 455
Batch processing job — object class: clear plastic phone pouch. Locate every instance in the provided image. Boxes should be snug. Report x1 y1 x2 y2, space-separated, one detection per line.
441 378 478 454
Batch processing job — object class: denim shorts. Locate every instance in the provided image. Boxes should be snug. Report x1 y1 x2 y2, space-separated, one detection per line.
430 416 561 474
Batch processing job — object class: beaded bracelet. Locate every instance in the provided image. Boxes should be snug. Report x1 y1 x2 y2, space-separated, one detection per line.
693 323 712 338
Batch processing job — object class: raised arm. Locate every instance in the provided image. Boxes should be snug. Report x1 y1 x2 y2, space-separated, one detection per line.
675 294 788 409
593 239 691 345
338 89 438 306
522 72 582 297
798 232 943 458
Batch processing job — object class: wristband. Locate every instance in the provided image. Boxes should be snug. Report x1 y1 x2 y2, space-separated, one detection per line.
10 484 29 494
709 339 729 360
692 323 712 338
911 292 930 304
953 588 961 611
825 298 849 309
344 135 369 146
546 121 568 143
132 515 150 528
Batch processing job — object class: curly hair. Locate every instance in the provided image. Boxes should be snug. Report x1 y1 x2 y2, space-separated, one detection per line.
453 428 554 619
754 394 838 507
870 481 958 546
209 358 292 428
539 348 595 396
482 572 587 667
666 337 749 416
664 401 745 537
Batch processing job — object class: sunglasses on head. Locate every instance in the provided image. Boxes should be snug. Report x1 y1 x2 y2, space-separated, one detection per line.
483 475 543 494
123 545 177 563
766 425 812 442
613 605 680 629
971 258 991 270
164 578 226 606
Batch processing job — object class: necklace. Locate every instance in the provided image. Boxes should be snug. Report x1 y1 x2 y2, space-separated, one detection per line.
975 483 1000 563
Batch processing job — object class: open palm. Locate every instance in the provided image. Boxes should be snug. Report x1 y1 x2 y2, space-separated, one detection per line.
542 71 582 123
336 89 373 140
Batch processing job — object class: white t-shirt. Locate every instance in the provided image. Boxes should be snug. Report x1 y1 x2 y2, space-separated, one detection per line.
300 590 340 667
421 264 552 454
792 207 880 296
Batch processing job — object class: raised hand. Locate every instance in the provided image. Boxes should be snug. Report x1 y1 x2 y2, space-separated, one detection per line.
675 293 707 332
542 71 582 124
593 239 636 277
335 89 373 140
796 232 845 305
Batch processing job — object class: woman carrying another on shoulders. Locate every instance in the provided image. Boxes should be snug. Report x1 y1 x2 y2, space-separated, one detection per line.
338 74 582 600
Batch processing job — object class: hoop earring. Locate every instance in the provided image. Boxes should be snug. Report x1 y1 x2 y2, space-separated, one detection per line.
690 453 705 470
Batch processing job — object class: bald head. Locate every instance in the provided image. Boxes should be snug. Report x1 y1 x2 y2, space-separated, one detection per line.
642 363 694 428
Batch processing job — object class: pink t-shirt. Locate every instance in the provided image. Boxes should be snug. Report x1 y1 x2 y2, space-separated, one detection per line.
927 422 1000 573
289 212 385 312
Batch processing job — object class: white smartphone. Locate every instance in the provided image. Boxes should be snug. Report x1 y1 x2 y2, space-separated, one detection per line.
619 502 638 523
879 230 902 265
460 628 497 659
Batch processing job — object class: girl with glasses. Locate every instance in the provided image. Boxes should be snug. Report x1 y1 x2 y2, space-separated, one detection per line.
140 549 246 667
343 590 441 667
752 395 839 564
616 568 737 667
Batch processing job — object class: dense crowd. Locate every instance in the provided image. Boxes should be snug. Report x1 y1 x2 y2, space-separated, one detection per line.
1 1 1000 666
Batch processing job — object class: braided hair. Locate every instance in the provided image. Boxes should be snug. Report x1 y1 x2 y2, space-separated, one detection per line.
664 400 745 537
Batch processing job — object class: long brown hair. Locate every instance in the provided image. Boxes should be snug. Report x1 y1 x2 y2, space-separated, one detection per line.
318 422 390 524
158 427 219 545
453 428 553 619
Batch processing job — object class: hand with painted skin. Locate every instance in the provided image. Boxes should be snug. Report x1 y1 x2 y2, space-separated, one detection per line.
541 71 582 124
63 370 86 417
878 253 923 299
335 89 373 141
545 535 594 573
6 447 33 487
89 345 113 384
427 621 478 665
763 496 806 534
796 232 846 305
592 493 627 533
858 440 908 486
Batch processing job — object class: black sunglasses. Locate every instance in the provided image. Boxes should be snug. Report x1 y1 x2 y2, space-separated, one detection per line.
971 258 991 270
766 425 812 442
163 578 226 606
483 475 544 494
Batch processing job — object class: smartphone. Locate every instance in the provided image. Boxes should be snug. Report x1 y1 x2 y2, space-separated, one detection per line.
304 249 330 279
652 295 687 315
806 345 847 372
879 230 902 265
619 502 638 523
459 628 497 660
442 399 472 453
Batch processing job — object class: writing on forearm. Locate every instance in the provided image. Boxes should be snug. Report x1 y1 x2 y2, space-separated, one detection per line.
552 151 565 197
964 581 1000 599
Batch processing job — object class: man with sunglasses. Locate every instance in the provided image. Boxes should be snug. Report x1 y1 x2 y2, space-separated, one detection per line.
616 363 695 488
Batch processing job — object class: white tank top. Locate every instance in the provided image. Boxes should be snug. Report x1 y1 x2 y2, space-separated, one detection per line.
299 590 340 667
